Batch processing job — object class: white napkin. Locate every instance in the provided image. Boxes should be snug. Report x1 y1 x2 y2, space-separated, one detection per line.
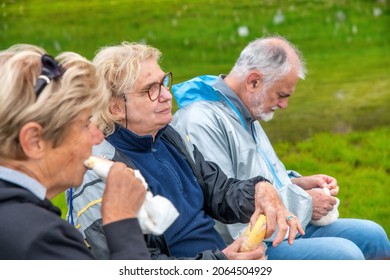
310 187 340 226
84 156 179 235
132 170 179 235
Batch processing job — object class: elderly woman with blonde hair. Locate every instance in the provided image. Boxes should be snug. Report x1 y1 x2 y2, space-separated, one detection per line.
0 44 149 260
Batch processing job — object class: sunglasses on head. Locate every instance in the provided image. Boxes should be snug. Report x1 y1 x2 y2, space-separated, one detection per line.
34 54 65 97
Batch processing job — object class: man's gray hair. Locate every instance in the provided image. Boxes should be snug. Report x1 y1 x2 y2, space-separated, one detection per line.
230 35 307 85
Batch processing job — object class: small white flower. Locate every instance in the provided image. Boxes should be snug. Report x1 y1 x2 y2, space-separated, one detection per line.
373 7 382 17
273 9 284 25
238 25 249 37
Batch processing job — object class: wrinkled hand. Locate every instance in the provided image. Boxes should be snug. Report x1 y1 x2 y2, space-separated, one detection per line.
306 188 338 220
292 174 339 196
101 162 147 225
222 236 267 260
252 181 304 247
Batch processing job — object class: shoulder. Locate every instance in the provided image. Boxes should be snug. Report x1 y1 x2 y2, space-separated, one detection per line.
0 201 88 259
173 101 229 127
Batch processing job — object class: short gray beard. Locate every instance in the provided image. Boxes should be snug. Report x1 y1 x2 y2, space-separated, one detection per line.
258 110 275 122
253 86 277 122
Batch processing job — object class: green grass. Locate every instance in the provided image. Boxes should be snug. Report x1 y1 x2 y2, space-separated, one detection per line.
2 0 389 237
274 127 390 236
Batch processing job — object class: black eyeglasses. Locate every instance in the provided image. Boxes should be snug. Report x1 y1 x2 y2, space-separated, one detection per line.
34 54 65 97
127 72 173 101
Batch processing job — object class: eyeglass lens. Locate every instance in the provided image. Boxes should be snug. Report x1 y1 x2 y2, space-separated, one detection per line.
150 72 172 101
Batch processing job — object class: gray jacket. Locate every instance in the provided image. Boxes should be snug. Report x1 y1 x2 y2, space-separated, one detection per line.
171 75 313 242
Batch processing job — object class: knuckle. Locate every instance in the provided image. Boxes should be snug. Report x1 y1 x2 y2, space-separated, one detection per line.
279 224 288 232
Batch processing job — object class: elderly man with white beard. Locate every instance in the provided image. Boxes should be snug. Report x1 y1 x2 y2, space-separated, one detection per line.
171 35 390 260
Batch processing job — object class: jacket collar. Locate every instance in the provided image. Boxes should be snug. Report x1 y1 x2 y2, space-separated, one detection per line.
214 75 255 125
0 166 46 200
107 124 168 152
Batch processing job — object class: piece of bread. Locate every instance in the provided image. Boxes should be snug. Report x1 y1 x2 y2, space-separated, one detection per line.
240 214 267 252
84 156 114 180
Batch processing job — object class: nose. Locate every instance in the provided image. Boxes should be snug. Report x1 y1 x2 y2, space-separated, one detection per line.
91 124 104 145
277 98 289 109
159 86 173 101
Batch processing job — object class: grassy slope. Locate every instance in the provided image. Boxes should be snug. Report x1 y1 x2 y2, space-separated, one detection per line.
1 0 389 235
275 127 390 236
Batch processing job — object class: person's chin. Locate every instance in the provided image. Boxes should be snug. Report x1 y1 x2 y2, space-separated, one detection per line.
260 112 274 122
162 113 173 123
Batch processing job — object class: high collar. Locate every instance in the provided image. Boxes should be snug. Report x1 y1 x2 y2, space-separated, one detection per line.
106 124 168 152
0 166 46 200
214 75 255 125
213 74 255 132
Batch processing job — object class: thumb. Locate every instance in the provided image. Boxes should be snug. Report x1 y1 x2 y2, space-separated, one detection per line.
232 235 246 251
249 209 262 230
320 180 328 188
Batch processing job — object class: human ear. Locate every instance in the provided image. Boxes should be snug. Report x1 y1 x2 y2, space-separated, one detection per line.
246 72 263 92
18 122 45 159
109 96 126 119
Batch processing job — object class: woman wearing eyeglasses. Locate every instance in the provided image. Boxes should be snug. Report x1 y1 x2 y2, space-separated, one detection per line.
0 44 149 260
68 42 301 260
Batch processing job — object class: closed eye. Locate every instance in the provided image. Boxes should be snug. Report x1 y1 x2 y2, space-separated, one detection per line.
278 92 291 99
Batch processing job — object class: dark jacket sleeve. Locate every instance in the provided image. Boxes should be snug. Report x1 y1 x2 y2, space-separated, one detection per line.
84 218 150 260
192 144 269 223
103 218 150 260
